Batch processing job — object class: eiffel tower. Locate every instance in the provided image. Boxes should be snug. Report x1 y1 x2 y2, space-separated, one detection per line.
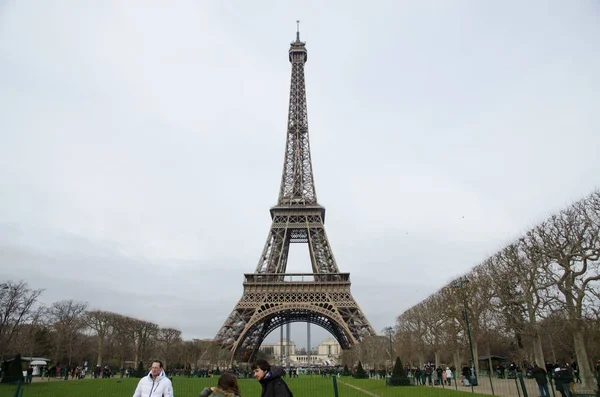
214 27 375 363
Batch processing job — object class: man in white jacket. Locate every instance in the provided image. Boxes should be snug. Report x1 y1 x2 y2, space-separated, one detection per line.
132 360 173 397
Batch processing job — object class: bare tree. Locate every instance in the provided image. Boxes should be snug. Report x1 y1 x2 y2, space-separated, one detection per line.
340 347 358 368
390 189 600 391
129 319 158 364
488 241 555 367
48 300 88 366
9 304 49 360
445 269 495 377
359 334 388 369
0 280 43 361
418 296 447 368
84 310 116 366
436 285 465 371
396 307 426 365
156 327 182 369
529 202 600 389
109 314 134 368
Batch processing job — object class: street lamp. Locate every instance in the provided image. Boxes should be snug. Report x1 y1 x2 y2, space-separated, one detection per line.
454 277 478 387
383 327 394 372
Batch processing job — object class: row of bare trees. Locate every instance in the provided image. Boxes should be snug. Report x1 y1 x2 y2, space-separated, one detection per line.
340 334 396 370
0 285 230 370
392 190 600 389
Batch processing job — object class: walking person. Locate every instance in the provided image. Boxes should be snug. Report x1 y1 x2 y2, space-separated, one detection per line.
199 373 241 397
532 364 550 397
571 361 581 384
554 364 574 397
461 365 471 386
445 367 453 386
132 360 173 397
252 359 292 397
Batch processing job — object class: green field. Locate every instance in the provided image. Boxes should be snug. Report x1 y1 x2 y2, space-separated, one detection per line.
0 376 490 397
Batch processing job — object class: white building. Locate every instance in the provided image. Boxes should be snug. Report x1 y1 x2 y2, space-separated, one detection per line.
259 337 341 366
259 338 296 358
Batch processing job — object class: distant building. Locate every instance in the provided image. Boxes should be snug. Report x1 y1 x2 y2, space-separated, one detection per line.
259 338 341 366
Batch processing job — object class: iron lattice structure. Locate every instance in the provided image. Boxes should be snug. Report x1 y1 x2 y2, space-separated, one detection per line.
214 30 375 363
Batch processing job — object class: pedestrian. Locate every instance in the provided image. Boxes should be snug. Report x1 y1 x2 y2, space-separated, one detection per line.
132 360 173 397
461 365 471 386
532 364 550 397
445 367 452 386
26 366 33 384
199 373 241 397
571 361 581 383
252 359 292 397
554 364 574 397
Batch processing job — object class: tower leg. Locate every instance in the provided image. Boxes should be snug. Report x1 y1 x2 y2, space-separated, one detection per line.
286 323 291 369
307 322 311 365
280 326 284 364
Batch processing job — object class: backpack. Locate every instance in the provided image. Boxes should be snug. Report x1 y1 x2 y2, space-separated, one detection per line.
269 378 293 397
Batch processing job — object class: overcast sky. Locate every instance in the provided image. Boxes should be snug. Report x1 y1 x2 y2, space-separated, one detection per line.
1 1 599 347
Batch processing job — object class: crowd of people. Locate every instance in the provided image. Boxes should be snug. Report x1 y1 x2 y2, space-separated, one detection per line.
133 358 293 397
403 364 462 386
11 355 600 397
530 360 600 397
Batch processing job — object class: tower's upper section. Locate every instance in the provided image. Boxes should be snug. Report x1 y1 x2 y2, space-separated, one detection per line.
289 28 307 63
277 28 318 207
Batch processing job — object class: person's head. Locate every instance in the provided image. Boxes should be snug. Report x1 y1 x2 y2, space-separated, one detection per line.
252 359 271 381
218 373 241 396
150 360 163 377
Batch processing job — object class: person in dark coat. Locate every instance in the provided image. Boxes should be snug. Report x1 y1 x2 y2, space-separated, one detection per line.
252 359 292 397
461 365 471 386
554 364 574 397
532 364 550 397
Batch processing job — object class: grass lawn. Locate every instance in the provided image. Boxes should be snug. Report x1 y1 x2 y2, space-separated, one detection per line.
0 375 491 397
339 377 491 397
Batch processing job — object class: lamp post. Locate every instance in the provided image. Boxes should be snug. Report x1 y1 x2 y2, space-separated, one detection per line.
383 327 394 372
454 277 478 387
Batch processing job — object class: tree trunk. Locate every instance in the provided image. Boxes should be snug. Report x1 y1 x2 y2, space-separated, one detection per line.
528 301 546 366
532 327 545 367
68 337 73 367
548 333 557 363
487 343 493 377
473 340 480 375
53 340 62 365
572 325 595 390
134 344 140 365
96 335 103 366
434 351 440 368
453 350 461 375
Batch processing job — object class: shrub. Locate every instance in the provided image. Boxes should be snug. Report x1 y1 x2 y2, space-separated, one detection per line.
134 361 146 378
389 357 412 386
353 361 368 379
342 364 352 376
